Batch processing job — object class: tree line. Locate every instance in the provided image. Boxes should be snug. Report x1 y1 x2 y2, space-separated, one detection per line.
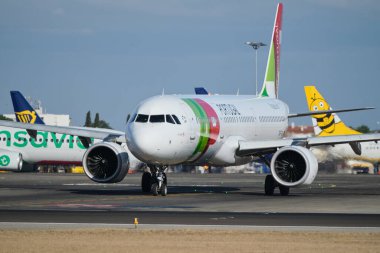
84 111 112 129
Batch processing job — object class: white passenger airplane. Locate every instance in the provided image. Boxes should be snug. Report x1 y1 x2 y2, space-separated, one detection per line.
0 90 144 183
1 3 379 196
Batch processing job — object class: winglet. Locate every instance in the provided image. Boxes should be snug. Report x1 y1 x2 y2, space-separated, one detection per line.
259 3 283 98
304 86 360 136
10 91 45 125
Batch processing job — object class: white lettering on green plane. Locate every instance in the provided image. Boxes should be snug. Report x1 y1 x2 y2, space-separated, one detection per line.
0 130 92 150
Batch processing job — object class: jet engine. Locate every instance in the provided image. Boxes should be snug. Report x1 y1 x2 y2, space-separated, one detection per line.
270 146 318 187
83 142 129 183
0 151 23 171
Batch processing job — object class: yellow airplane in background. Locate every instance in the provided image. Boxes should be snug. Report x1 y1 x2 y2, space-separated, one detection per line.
305 86 380 168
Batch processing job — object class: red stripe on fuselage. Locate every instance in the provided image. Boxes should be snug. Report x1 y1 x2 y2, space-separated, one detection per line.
194 98 220 145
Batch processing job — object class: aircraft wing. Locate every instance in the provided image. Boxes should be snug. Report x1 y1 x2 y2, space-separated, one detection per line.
237 133 380 157
0 120 124 143
237 139 294 156
306 134 380 146
288 107 374 118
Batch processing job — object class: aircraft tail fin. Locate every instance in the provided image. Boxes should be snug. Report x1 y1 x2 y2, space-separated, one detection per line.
10 91 45 125
259 3 283 99
304 86 360 136
194 87 209 95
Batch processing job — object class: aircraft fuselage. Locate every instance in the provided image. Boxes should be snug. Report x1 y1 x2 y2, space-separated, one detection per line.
127 95 289 166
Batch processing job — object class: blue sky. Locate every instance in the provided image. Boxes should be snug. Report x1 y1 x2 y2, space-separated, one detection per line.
1 0 379 130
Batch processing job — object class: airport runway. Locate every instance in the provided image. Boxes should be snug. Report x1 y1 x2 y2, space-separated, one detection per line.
0 210 379 228
0 172 379 228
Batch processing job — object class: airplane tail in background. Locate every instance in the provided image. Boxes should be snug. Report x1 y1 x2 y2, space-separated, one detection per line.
194 87 209 95
259 3 283 99
10 91 45 125
304 86 360 136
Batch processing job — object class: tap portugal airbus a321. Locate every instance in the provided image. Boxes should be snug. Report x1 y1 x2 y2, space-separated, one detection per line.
1 3 379 196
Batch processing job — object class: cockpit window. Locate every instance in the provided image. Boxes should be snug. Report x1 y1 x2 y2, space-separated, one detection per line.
135 114 149 123
149 115 165 123
166 115 175 124
129 113 137 123
172 115 181 124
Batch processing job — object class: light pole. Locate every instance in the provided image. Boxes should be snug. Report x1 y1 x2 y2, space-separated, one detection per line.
246 41 266 95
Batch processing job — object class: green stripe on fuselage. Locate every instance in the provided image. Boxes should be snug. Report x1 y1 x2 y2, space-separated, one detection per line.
182 99 210 156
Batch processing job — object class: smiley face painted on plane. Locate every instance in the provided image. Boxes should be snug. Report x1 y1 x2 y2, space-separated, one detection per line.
309 93 336 133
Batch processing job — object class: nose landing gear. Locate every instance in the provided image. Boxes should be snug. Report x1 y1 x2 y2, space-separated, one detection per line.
141 165 168 196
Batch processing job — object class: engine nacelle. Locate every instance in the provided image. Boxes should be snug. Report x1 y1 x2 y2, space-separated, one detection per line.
271 146 318 187
83 142 129 183
0 150 23 171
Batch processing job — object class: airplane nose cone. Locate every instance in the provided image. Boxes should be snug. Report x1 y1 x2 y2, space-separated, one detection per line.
127 125 158 162
127 123 191 164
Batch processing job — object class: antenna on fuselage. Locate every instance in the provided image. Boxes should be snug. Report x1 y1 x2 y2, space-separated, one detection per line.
161 88 165 96
236 89 240 96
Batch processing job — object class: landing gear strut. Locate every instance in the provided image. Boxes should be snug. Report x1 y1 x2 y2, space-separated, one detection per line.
141 165 168 196
264 175 290 196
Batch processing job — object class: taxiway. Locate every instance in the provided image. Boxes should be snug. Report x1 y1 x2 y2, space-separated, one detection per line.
0 173 379 228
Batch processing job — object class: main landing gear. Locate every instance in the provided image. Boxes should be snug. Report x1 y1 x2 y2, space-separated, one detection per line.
141 165 168 196
264 175 290 196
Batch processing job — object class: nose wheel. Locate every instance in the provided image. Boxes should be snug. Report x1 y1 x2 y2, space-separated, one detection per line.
141 165 168 196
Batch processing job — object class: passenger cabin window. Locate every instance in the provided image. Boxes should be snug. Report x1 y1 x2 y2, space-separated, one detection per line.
149 115 165 123
166 115 175 124
172 115 181 124
135 114 149 123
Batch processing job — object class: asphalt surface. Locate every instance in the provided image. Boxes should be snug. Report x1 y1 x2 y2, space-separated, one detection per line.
0 210 379 227
0 172 379 228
